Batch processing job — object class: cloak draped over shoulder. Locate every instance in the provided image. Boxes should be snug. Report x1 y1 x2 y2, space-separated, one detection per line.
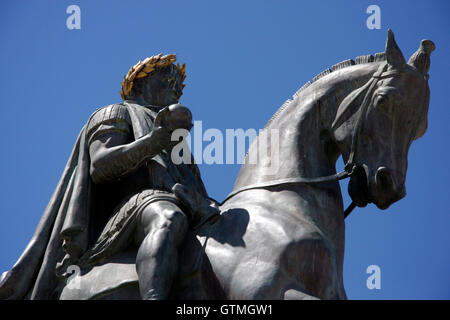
0 102 206 299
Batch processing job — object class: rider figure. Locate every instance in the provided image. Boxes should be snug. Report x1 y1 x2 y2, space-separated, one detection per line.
82 54 219 299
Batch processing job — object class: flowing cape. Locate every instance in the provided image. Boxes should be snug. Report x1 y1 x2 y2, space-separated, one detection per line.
0 102 206 300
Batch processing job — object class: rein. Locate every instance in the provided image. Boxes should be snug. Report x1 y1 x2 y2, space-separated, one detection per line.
221 63 395 219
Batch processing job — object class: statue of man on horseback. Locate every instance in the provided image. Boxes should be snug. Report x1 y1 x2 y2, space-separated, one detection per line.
0 31 435 300
0 54 219 300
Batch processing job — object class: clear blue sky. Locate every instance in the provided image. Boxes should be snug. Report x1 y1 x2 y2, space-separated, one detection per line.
0 0 448 299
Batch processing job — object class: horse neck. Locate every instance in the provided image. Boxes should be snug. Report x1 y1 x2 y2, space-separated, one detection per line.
232 62 382 192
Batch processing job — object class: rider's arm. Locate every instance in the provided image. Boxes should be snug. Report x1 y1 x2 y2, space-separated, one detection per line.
87 104 171 184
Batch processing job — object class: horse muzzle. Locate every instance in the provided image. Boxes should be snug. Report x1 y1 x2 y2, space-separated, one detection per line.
348 165 406 210
371 166 406 209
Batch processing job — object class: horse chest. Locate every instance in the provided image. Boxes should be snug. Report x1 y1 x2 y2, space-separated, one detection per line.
204 187 344 299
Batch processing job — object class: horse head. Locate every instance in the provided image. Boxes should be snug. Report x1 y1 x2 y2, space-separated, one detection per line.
333 30 434 210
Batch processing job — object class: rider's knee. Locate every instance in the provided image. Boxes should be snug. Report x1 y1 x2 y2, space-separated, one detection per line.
138 201 188 237
159 206 188 233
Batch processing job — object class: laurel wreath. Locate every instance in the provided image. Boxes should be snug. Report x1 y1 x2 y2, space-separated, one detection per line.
120 53 186 100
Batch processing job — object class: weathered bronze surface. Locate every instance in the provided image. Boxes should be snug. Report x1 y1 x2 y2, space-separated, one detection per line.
0 31 434 300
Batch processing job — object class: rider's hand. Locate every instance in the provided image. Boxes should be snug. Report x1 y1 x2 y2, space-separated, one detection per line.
151 126 181 151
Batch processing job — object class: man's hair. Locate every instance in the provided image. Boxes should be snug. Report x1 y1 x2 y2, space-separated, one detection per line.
120 53 186 100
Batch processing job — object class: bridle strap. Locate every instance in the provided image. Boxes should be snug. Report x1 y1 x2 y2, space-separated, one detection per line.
221 63 395 218
347 63 388 166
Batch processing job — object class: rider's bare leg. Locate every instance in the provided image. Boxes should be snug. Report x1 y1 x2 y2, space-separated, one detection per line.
134 200 188 300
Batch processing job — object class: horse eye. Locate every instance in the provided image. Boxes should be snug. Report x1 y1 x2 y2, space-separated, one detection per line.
375 94 387 105
374 94 392 114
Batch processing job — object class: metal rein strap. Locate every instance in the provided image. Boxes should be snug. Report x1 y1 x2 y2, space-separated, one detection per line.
221 63 391 218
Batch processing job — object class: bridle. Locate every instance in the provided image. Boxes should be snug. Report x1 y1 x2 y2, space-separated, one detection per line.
221 62 400 218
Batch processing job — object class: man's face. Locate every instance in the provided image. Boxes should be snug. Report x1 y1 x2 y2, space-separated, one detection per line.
141 67 183 106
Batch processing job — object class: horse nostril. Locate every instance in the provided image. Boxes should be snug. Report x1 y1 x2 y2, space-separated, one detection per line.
375 167 394 191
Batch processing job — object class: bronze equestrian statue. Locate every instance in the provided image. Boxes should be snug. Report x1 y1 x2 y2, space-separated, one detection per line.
0 30 435 300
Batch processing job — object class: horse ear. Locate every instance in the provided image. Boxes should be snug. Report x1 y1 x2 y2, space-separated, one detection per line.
408 39 435 76
385 29 406 68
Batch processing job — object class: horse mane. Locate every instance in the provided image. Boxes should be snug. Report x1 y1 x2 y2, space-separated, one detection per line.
264 52 387 129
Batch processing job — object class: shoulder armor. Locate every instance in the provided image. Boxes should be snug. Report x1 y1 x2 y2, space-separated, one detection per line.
86 103 131 144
